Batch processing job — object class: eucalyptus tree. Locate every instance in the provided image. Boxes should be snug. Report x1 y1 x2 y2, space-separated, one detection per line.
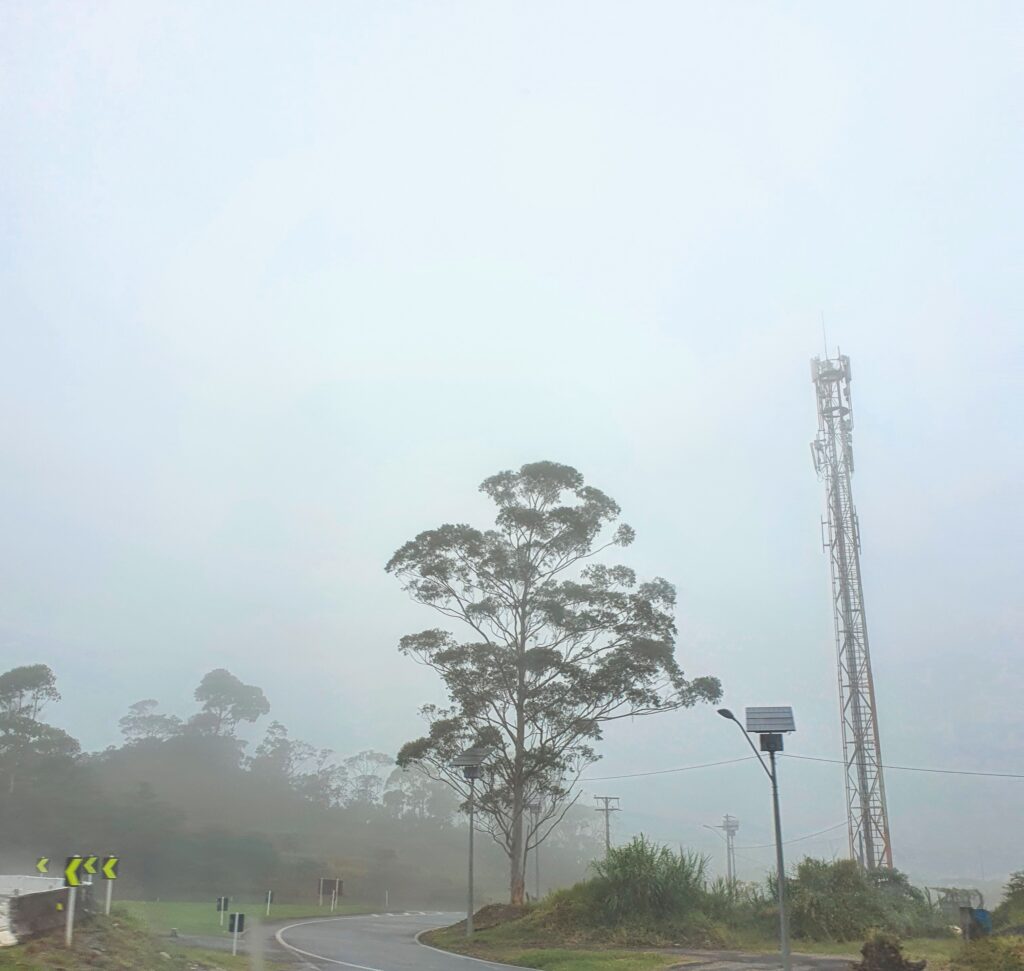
0 664 78 794
388 461 720 904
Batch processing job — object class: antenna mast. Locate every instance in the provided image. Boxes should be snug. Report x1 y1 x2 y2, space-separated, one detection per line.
810 352 893 870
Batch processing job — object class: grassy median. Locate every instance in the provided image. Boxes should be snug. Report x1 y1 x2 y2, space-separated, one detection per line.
122 897 369 936
423 920 689 970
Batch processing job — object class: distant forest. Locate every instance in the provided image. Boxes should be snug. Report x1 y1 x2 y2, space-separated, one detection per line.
0 664 601 904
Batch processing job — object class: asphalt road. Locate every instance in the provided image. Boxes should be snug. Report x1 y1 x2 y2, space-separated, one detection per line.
270 910 853 971
275 911 538 971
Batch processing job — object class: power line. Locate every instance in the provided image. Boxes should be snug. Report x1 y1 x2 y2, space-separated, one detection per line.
582 756 756 782
582 752 1024 784
737 821 847 850
782 753 1024 780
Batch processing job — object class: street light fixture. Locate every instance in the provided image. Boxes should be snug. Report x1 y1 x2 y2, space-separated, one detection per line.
525 800 542 901
717 706 795 971
453 746 491 937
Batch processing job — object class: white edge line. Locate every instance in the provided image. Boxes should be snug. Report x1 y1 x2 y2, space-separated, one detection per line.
274 911 541 971
275 916 386 970
414 926 542 971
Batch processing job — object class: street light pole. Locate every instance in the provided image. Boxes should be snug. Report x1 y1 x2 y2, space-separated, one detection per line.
526 801 541 901
453 746 491 939
718 707 793 971
768 748 791 971
467 772 476 937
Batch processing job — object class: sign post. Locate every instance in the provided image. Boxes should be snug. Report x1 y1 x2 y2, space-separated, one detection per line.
217 896 229 927
229 913 245 956
265 890 273 917
318 877 324 907
63 855 83 947
101 855 119 915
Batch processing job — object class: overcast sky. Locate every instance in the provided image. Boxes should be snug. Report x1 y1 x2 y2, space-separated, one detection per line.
1 2 1021 889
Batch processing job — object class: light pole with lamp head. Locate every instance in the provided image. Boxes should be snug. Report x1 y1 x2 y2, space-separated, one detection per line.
717 706 795 971
525 800 541 901
453 747 490 937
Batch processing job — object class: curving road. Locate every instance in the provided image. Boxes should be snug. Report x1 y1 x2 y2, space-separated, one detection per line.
273 910 851 971
275 911 537 971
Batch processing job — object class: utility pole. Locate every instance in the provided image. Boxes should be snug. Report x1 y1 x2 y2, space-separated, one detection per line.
594 796 620 855
707 815 740 885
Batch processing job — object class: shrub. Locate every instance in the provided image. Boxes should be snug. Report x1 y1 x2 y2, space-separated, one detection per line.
785 859 941 941
787 858 885 940
952 937 1024 971
591 835 708 923
994 873 1024 930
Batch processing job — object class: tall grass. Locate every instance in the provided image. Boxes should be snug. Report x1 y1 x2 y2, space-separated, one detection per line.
592 836 708 922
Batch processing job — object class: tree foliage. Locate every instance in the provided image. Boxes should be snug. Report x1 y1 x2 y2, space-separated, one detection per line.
0 664 76 794
994 870 1024 928
389 460 720 903
119 699 184 743
190 668 270 735
0 664 60 719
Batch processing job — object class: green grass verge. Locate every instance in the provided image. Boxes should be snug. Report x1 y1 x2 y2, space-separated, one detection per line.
0 907 270 970
792 936 958 964
122 898 370 936
494 950 687 970
424 924 685 970
714 931 961 968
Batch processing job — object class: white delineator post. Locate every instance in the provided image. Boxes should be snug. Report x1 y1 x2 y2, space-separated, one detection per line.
266 890 272 917
64 887 76 947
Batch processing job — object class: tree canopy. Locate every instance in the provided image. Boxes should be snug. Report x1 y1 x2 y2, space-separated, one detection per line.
388 460 721 903
191 668 270 735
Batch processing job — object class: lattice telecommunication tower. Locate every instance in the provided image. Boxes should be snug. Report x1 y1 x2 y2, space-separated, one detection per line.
811 353 893 869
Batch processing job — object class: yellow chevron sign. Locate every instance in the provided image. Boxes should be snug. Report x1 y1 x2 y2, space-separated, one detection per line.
101 856 119 880
64 855 83 888
83 855 98 876
36 857 48 874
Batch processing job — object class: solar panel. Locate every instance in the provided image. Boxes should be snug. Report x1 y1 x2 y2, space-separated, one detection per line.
452 746 491 766
745 707 795 733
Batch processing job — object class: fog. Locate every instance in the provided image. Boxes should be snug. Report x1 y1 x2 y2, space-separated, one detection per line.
1 2 1021 897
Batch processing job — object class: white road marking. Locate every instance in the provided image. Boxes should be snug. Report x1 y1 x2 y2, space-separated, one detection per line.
276 917 385 970
414 927 542 970
275 913 541 971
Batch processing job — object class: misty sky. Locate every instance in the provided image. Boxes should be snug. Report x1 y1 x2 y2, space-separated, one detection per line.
1 2 1021 890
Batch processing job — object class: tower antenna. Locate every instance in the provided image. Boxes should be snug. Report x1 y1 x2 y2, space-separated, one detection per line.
809 352 893 870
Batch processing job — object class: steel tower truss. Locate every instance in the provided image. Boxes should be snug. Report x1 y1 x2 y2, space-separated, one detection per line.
811 354 893 870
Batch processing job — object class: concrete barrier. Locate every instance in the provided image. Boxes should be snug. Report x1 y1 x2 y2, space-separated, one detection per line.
0 877 95 947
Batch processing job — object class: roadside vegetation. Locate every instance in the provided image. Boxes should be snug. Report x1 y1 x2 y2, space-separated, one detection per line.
0 907 273 971
428 838 1024 971
0 661 601 905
